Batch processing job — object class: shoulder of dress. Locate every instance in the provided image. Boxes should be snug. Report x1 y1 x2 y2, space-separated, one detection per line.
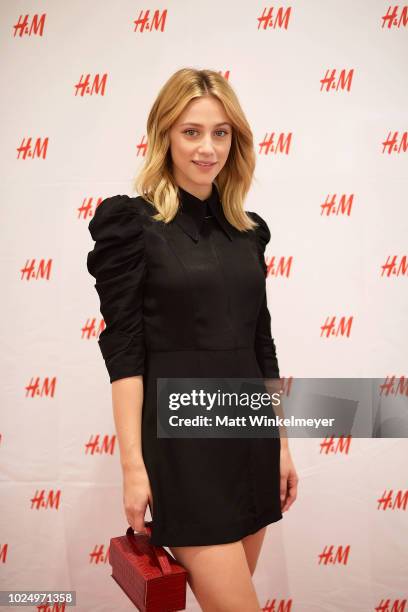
88 194 144 241
246 210 271 250
126 195 157 219
86 195 146 279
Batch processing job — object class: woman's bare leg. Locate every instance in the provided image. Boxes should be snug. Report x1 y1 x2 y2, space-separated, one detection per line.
241 526 267 575
169 540 261 612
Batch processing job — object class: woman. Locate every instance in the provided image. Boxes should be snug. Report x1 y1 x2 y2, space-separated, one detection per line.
87 67 298 611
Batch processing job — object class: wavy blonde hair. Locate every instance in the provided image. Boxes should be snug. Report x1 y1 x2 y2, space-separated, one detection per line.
132 67 260 232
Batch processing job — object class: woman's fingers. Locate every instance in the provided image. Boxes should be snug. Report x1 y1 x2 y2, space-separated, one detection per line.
281 474 299 512
280 473 288 510
126 502 147 533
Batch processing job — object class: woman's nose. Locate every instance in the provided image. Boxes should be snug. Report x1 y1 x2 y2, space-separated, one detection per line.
197 135 216 153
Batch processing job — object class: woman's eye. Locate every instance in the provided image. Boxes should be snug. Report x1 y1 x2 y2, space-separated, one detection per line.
183 129 229 137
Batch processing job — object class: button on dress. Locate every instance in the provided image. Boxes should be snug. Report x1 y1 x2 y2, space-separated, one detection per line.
86 182 283 546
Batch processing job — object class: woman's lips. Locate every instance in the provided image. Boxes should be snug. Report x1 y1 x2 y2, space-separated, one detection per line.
192 161 217 169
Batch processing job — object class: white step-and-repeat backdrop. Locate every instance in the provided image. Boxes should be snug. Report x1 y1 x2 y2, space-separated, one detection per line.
1 1 407 610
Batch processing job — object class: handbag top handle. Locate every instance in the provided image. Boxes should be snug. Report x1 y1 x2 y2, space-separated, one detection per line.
126 524 173 576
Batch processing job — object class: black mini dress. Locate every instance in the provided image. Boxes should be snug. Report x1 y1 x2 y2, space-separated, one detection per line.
87 182 283 546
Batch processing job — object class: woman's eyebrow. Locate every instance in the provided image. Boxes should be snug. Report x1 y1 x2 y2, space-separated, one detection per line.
179 122 232 127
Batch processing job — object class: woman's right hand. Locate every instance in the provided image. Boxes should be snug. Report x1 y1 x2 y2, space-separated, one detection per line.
122 463 153 534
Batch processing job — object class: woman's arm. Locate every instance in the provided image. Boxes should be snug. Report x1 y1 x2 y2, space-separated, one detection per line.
112 376 153 534
112 376 145 470
86 197 151 532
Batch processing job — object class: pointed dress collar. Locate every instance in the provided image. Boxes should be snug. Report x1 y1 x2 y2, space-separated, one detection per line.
174 182 234 243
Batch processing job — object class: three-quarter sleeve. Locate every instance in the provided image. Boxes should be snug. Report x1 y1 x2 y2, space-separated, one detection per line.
86 195 146 383
250 211 280 379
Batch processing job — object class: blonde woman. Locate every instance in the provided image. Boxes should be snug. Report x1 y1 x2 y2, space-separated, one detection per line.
87 68 298 611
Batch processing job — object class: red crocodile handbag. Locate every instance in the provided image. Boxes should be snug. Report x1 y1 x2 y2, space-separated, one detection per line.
109 521 188 611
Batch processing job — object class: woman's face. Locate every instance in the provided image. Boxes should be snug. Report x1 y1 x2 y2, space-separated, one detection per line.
169 95 232 199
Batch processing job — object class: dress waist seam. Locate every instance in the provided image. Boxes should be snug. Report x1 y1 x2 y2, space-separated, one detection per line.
147 346 255 353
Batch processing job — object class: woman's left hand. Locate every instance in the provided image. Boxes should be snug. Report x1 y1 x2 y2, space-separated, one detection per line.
280 446 299 512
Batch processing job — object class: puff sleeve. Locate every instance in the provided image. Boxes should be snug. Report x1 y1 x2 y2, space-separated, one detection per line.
86 195 146 383
249 211 281 379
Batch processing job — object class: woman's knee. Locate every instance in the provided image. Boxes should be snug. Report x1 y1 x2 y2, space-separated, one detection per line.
169 540 260 612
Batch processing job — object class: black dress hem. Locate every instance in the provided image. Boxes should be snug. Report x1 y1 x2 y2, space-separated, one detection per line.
149 508 283 548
